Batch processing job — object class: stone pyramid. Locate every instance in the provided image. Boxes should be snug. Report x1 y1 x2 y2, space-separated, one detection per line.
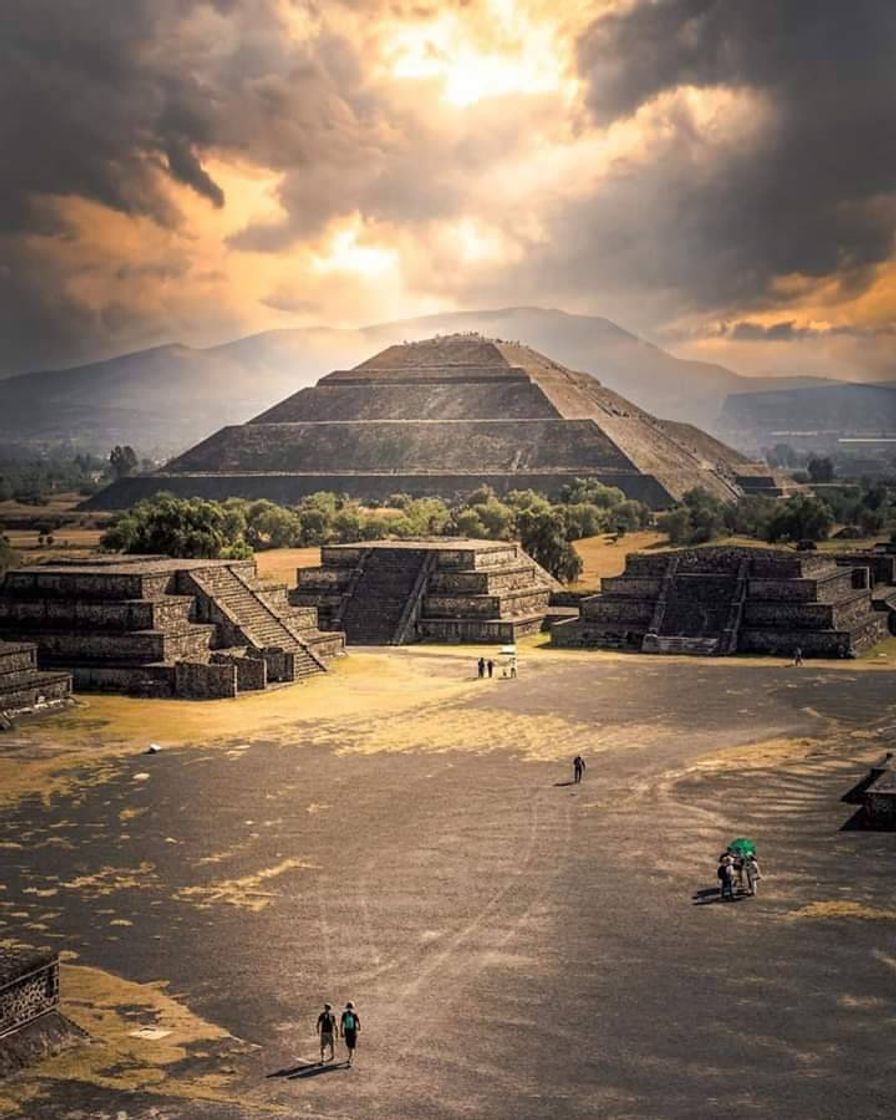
90 333 784 509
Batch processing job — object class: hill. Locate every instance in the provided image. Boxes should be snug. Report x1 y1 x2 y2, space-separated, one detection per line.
0 307 833 457
721 381 896 438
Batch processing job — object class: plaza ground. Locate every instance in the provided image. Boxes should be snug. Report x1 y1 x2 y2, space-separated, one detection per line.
0 645 894 1119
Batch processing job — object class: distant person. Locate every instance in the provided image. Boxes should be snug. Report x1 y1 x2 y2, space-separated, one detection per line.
509 656 518 678
717 855 735 902
486 659 495 679
341 1002 360 1067
793 646 803 667
744 854 762 896
573 755 586 784
316 1003 338 1063
477 657 486 679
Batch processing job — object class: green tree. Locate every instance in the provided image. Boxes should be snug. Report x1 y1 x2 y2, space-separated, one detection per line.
516 508 583 583
657 507 692 546
109 445 139 480
243 500 300 549
563 502 607 540
101 494 251 558
807 456 835 483
766 493 834 543
559 478 626 508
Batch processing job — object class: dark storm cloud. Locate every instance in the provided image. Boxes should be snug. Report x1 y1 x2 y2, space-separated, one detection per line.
724 320 896 343
561 0 896 309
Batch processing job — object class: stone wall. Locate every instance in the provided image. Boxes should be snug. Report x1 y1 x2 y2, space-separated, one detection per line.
0 950 59 1038
174 660 238 699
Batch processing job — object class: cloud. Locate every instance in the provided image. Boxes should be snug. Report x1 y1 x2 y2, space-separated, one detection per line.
570 0 896 306
0 0 892 382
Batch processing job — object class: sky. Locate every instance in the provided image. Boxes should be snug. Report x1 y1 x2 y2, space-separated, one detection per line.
1 0 893 380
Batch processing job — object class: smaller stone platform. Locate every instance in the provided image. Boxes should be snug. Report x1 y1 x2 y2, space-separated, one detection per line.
862 752 896 828
552 546 888 657
0 640 72 725
0 555 344 699
0 947 85 1076
292 539 558 645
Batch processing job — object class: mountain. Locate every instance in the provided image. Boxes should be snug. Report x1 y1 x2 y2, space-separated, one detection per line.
0 307 835 457
720 381 896 445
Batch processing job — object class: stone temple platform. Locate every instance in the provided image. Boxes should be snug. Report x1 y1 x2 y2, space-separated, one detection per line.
0 640 71 724
552 546 888 657
292 539 558 645
0 556 343 698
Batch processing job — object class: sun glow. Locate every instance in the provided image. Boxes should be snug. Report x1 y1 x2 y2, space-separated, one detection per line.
382 3 576 108
310 216 399 278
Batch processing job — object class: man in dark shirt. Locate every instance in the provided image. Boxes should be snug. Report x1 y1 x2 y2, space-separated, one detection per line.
316 1002 338 1063
573 755 586 784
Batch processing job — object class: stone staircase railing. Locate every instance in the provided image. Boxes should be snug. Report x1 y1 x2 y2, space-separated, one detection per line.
189 566 326 675
227 565 328 673
719 558 750 655
331 549 373 629
642 555 679 651
393 551 438 644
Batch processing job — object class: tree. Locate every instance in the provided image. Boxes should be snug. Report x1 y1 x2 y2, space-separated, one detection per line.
101 494 252 558
559 478 626 509
807 456 835 483
766 493 834 543
517 508 583 583
656 489 728 546
243 500 301 549
109 445 139 480
657 507 692 546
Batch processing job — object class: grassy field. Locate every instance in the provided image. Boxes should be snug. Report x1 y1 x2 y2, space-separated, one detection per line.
570 530 666 588
254 546 321 586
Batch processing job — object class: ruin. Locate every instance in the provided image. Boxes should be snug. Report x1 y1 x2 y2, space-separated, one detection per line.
292 539 557 645
552 546 889 657
0 556 343 698
87 334 787 510
0 947 84 1076
861 753 896 828
0 640 72 724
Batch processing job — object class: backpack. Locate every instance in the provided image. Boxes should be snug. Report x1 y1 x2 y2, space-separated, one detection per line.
343 1012 356 1031
717 865 727 881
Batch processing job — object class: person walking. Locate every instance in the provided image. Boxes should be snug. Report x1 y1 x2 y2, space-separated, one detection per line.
341 1001 361 1067
486 659 494 679
717 855 735 902
744 854 762 896
509 655 518 678
793 646 803 666
573 755 586 784
477 656 486 679
316 1003 338 1063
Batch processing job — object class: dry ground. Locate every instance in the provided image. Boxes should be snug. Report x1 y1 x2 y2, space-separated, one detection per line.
0 647 894 1120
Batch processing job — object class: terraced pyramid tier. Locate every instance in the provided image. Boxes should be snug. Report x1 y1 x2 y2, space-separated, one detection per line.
88 334 787 510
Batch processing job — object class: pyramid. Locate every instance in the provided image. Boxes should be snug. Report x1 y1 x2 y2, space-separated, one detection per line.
89 334 784 509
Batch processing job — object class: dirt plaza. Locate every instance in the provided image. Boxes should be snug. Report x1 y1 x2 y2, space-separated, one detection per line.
0 646 894 1119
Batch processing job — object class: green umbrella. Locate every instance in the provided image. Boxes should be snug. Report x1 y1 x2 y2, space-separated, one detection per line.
727 838 757 857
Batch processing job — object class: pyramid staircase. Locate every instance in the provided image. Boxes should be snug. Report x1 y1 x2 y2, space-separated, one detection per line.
186 565 329 678
339 549 432 645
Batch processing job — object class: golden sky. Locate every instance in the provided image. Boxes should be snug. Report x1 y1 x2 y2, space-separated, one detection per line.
1 0 893 379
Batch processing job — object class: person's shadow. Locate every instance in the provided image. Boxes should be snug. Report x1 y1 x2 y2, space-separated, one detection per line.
267 1061 346 1080
554 780 576 787
692 886 744 906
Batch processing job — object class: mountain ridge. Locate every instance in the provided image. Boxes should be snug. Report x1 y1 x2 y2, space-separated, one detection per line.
0 307 841 456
